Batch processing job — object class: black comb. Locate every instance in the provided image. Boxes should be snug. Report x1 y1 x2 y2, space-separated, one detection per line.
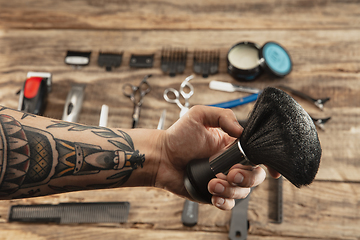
9 202 130 224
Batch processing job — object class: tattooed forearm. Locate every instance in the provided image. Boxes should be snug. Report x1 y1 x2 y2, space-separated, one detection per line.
0 114 145 199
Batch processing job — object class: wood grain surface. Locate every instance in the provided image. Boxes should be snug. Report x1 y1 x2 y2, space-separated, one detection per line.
0 0 359 239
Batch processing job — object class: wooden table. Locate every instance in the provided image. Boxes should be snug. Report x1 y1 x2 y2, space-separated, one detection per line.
0 1 359 239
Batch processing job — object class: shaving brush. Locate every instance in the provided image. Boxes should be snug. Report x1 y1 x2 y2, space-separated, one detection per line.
184 87 321 204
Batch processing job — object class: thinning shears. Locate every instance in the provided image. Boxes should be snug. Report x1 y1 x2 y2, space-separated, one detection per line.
164 75 194 117
123 74 152 128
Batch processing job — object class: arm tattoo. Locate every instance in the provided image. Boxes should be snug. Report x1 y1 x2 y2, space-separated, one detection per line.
0 115 144 198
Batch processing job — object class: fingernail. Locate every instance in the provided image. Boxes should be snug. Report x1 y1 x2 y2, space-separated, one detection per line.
233 173 244 184
214 183 225 194
215 198 225 207
234 121 242 129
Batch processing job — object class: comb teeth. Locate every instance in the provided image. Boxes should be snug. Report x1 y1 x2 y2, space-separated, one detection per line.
193 50 220 78
161 47 187 77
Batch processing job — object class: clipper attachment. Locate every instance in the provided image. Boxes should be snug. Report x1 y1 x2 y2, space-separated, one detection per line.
65 51 91 68
98 52 123 71
129 54 154 68
193 50 220 78
161 47 187 77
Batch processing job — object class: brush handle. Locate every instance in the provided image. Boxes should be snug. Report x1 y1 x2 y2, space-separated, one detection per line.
184 140 249 204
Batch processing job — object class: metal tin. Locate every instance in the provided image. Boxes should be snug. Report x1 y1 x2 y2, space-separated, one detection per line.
259 41 292 78
227 42 263 81
227 41 292 81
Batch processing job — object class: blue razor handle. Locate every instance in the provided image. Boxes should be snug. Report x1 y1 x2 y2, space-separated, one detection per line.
207 92 259 109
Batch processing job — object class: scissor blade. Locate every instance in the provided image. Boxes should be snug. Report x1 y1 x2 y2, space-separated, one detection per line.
157 110 167 130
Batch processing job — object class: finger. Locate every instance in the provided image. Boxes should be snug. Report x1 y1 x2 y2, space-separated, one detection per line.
189 105 243 138
227 165 266 188
211 196 235 210
208 178 251 199
265 165 282 179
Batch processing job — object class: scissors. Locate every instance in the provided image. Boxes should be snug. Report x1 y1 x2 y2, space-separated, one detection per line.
164 75 194 117
123 74 152 128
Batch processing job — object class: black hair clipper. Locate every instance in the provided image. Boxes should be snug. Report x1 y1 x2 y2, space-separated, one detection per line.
18 72 52 115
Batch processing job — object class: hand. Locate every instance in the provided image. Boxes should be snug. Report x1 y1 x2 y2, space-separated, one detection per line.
155 105 274 210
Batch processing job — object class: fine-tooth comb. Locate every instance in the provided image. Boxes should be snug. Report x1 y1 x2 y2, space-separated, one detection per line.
161 47 187 77
193 49 220 78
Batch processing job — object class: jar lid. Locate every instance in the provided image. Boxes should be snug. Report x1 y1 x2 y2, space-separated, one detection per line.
259 42 292 77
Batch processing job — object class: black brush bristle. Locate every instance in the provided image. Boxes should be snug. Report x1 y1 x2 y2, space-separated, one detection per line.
240 87 321 187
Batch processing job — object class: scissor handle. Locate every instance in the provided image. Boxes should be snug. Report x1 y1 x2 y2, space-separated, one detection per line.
180 81 194 107
122 83 137 99
139 77 151 97
164 88 180 103
164 88 184 108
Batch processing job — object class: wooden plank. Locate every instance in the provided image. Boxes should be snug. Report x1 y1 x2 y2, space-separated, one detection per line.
0 225 324 240
0 180 358 239
0 29 360 182
1 0 360 30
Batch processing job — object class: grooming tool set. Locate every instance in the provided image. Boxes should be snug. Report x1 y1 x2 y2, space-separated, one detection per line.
14 40 329 236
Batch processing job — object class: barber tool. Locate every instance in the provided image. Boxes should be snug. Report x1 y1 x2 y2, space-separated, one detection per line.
99 104 109 127
181 199 199 227
9 202 130 224
278 85 330 111
161 47 187 77
193 49 219 78
98 52 123 71
163 75 194 117
275 176 283 224
227 41 292 81
207 93 259 109
163 75 199 226
157 109 167 130
65 51 91 68
228 191 251 240
129 54 154 68
62 84 86 122
123 75 152 128
311 116 331 131
18 71 52 115
184 87 321 203
208 80 260 108
209 80 260 94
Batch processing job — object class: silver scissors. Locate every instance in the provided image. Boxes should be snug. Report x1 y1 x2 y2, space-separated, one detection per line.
164 75 194 117
123 74 152 128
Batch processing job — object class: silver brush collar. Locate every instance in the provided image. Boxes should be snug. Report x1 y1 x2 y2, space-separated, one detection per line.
237 141 252 165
